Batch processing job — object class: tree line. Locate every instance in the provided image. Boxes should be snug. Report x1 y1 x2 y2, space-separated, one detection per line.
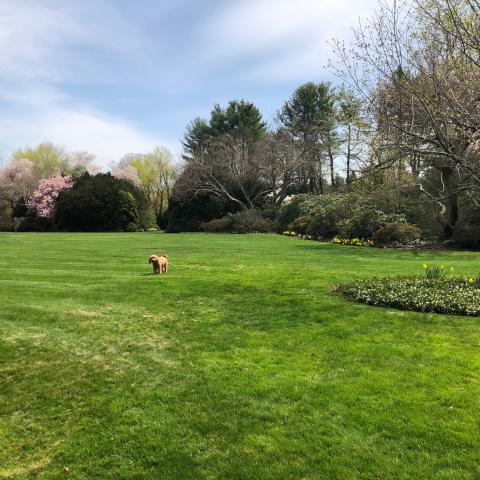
0 142 176 231
166 0 480 247
166 84 367 231
1 0 478 246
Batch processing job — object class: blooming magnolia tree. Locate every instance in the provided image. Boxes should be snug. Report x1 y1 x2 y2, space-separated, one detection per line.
28 175 74 219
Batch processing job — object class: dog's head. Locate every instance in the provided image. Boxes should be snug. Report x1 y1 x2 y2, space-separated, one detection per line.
148 255 158 264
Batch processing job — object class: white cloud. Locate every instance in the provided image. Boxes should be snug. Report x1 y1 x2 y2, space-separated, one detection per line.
0 0 381 165
0 106 159 167
0 0 172 167
0 81 178 167
203 0 379 81
0 2 81 81
0 0 148 83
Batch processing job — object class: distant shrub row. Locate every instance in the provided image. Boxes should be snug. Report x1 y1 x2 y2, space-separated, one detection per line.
200 211 273 234
274 193 424 246
13 173 157 232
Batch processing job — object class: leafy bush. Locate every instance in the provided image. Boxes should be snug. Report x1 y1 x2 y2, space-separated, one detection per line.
55 173 149 231
200 217 233 232
115 190 140 232
339 207 407 239
452 222 480 249
307 194 353 239
12 201 28 218
200 211 272 233
334 276 480 316
289 215 312 235
278 193 409 240
0 205 12 231
373 223 421 245
15 216 52 232
0 217 12 231
229 211 273 233
276 195 310 232
165 195 237 232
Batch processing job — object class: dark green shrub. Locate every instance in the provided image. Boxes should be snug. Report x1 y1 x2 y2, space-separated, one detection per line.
200 211 272 233
339 208 407 239
0 218 12 231
55 173 149 231
15 216 52 232
115 190 140 231
141 207 158 230
0 205 12 231
200 217 233 232
307 194 353 239
276 195 311 231
373 223 422 245
165 195 237 232
230 211 273 233
278 193 418 240
12 200 28 218
289 215 312 235
452 222 480 249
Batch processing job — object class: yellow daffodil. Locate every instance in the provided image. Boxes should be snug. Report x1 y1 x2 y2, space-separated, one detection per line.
422 263 428 269
468 277 475 284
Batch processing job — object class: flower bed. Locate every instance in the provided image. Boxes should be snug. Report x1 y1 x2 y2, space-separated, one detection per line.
331 236 373 247
334 275 480 316
281 231 373 245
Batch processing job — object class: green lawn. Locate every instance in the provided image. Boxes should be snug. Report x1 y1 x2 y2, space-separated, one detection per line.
1 233 480 479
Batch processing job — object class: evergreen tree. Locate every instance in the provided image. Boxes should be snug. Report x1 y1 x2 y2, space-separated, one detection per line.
279 82 337 193
210 100 266 141
183 118 211 155
55 173 149 231
182 100 267 155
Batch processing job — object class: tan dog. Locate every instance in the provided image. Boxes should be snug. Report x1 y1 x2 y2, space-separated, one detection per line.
148 254 168 274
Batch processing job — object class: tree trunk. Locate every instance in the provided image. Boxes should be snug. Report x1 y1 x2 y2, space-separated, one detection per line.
346 125 351 187
328 148 335 192
442 166 459 237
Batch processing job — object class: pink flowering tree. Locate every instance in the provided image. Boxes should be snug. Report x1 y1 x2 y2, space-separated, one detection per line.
28 175 74 220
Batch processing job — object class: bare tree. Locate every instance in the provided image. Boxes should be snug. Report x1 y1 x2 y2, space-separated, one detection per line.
176 132 268 210
336 88 370 187
0 159 36 219
331 0 480 234
257 129 308 205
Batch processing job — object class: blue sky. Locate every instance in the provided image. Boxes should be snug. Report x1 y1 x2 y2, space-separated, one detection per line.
0 0 378 167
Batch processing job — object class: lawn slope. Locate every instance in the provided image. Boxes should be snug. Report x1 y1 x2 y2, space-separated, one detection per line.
1 233 480 479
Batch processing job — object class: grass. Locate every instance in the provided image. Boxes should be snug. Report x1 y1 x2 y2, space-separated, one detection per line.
1 232 480 479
